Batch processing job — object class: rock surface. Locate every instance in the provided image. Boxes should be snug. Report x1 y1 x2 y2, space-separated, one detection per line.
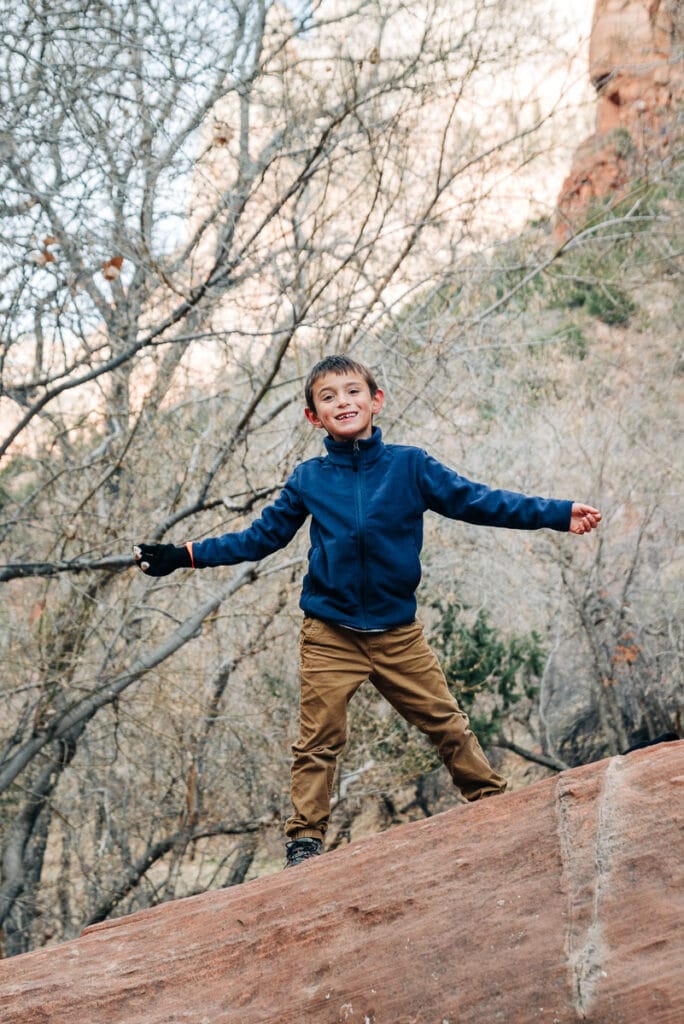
0 741 682 1024
556 0 683 236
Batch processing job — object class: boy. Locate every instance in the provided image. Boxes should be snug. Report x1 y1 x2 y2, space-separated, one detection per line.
134 356 601 867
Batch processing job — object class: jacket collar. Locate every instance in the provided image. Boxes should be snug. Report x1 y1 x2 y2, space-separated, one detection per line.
323 425 384 466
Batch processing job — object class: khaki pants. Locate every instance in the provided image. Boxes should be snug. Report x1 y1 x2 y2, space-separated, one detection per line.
285 618 507 841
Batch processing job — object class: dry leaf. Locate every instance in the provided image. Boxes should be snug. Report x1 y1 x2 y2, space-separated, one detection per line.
212 121 233 146
31 250 56 266
102 256 124 280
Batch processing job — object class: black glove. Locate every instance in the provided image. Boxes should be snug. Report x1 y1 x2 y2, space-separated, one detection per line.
133 543 192 577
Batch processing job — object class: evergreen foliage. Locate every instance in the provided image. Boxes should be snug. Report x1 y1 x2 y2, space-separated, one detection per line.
430 601 546 747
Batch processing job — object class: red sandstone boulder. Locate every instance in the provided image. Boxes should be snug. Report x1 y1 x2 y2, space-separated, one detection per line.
556 0 683 237
0 741 682 1023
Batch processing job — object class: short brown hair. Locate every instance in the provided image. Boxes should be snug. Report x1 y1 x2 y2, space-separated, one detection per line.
305 356 379 412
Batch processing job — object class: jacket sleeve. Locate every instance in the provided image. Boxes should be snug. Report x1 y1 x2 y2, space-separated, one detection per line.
189 474 309 568
416 452 572 532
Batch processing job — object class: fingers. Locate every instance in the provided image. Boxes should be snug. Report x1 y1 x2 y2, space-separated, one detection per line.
570 504 602 535
584 508 602 531
133 544 151 573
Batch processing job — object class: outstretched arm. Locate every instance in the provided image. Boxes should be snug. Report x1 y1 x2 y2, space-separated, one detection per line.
134 474 308 576
568 503 602 535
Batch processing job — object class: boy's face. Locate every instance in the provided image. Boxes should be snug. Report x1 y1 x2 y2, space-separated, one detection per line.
305 371 384 442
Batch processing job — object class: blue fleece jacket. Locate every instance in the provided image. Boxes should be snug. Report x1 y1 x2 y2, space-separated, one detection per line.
190 427 572 630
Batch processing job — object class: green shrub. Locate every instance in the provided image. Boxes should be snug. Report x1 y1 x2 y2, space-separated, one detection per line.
550 264 637 325
430 601 546 747
562 323 588 359
584 282 636 324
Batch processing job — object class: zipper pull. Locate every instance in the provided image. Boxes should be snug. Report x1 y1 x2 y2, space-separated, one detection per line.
352 439 360 471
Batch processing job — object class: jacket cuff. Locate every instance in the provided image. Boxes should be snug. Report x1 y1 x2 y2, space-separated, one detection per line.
556 500 574 532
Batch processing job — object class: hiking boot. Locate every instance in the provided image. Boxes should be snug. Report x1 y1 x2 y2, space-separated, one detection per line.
285 837 323 868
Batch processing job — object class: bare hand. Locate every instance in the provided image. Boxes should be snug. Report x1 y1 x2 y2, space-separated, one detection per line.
569 503 602 535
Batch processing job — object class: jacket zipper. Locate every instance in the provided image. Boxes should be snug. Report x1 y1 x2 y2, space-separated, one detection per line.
352 440 368 627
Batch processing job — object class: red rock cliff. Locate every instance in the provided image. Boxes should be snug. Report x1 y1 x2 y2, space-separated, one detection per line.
0 741 682 1024
556 0 683 237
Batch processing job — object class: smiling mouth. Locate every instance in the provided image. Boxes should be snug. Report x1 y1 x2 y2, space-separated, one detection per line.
336 412 357 420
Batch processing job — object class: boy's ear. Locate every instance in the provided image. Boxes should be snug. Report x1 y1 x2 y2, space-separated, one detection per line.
371 388 384 414
304 406 323 429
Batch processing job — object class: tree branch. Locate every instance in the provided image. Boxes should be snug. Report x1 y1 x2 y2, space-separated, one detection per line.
83 817 264 927
0 555 132 583
0 563 260 793
494 735 569 772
